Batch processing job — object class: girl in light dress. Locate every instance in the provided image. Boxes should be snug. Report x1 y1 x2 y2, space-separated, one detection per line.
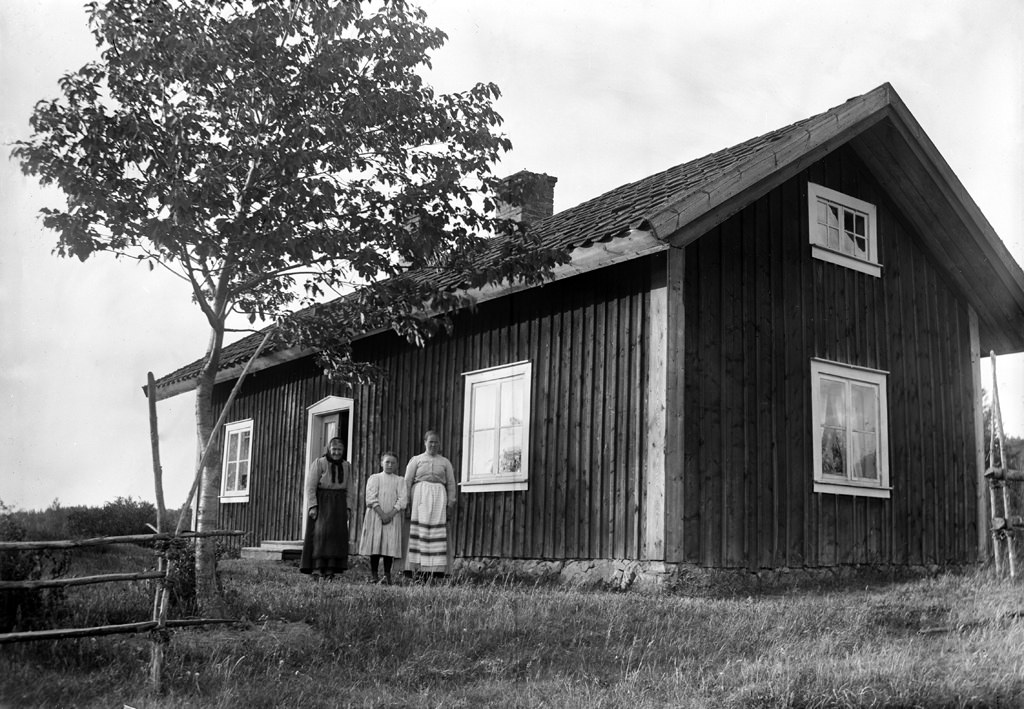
357 451 407 584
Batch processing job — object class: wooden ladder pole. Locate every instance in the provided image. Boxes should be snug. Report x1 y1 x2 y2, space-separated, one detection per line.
991 353 1016 579
988 353 1004 576
988 355 1005 577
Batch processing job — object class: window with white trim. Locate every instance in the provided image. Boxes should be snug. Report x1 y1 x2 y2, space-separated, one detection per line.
461 361 532 492
220 419 253 502
811 360 890 498
808 182 880 277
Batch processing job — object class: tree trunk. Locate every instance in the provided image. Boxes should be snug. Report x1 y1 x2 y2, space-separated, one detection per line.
194 325 227 617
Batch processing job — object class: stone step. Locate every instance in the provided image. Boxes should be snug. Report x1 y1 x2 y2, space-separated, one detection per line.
259 540 303 552
240 547 284 561
240 540 303 561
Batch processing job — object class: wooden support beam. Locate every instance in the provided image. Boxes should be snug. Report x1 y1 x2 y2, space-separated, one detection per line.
643 254 667 560
968 307 988 562
664 246 687 562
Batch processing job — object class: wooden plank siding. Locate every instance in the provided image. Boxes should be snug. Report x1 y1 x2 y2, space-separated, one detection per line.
212 258 654 560
681 144 979 568
211 358 354 547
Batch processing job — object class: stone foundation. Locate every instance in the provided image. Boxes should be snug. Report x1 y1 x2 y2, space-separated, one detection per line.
447 556 974 594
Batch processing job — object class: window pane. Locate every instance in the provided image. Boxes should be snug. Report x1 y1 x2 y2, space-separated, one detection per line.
237 462 249 490
822 428 846 476
239 430 251 462
821 379 846 427
473 383 497 431
500 377 524 427
842 227 857 256
226 432 240 464
471 429 495 479
827 204 839 227
844 210 854 233
851 432 877 480
854 213 866 235
851 384 877 432
817 201 827 226
499 426 523 475
225 462 237 492
828 226 840 251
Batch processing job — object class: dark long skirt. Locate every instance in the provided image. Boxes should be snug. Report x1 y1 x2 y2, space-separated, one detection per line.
300 487 348 575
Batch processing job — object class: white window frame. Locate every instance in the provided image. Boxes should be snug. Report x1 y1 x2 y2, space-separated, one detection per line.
460 361 532 492
808 182 881 278
811 359 890 498
220 419 253 503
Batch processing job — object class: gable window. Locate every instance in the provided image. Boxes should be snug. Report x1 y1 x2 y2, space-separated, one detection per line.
811 360 890 499
220 419 253 503
460 361 532 492
808 182 880 277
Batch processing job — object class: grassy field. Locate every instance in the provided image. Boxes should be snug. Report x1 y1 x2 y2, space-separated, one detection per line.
2 552 1023 708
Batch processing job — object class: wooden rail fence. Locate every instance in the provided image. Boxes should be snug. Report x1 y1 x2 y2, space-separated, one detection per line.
1 335 270 691
985 352 1022 580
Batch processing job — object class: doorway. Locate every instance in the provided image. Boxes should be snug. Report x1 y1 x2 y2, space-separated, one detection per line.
302 396 354 535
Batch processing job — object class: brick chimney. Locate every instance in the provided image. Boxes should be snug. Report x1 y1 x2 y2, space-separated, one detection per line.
495 170 557 226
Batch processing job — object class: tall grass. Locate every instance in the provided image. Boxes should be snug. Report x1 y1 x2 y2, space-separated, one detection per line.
2 558 1022 708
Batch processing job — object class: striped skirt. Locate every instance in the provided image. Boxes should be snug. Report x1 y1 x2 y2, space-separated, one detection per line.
406 481 448 573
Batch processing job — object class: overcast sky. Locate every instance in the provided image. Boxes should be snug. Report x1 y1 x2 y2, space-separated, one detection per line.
2 0 1022 511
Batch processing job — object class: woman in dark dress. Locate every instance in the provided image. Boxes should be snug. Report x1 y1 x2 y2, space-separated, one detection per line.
300 437 354 579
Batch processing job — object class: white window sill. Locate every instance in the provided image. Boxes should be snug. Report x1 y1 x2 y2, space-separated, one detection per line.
459 480 528 493
219 494 250 504
811 245 882 278
814 481 890 499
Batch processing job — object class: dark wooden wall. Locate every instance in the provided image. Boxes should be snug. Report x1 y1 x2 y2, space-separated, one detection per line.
213 358 352 545
215 258 654 560
680 143 979 568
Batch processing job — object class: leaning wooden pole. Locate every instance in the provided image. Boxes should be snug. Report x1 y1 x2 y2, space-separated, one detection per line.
174 331 273 536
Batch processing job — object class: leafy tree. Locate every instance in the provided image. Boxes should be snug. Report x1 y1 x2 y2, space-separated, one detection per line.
13 0 565 613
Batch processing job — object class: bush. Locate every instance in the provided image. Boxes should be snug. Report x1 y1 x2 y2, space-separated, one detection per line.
156 537 198 615
8 499 78 541
0 501 69 632
66 497 157 538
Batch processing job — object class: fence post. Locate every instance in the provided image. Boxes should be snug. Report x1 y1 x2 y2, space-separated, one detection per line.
147 371 168 691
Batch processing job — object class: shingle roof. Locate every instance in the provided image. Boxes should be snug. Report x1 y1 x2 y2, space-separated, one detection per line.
151 82 1024 398
153 90 847 397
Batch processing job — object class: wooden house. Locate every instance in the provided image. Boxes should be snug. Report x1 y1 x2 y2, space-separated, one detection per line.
152 84 1024 577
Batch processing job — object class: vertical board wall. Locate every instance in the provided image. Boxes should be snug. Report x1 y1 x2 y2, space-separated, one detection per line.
214 258 654 560
680 144 979 568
